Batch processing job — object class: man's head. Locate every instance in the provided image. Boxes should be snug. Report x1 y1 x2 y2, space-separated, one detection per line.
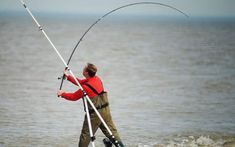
83 63 97 78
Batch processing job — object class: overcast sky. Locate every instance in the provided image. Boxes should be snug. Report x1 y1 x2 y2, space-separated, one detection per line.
1 0 235 17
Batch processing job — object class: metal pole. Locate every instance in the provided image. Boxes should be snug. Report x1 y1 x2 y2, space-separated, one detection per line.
19 0 98 146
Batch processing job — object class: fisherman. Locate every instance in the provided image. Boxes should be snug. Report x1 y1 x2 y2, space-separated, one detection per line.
57 63 125 147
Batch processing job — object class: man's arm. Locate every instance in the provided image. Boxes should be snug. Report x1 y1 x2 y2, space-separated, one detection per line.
58 89 83 101
64 69 87 86
67 75 87 86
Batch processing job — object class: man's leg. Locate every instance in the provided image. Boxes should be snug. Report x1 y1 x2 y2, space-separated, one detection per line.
99 107 125 147
78 114 101 147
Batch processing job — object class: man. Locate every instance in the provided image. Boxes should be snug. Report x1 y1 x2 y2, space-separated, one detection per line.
57 63 125 147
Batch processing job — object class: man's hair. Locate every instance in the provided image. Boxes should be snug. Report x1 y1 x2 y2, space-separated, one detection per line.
85 63 97 77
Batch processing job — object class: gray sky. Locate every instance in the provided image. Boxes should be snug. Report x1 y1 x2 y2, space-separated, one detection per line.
1 0 235 17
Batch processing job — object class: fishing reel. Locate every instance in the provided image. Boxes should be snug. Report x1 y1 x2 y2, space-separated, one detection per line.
57 75 65 80
58 67 69 80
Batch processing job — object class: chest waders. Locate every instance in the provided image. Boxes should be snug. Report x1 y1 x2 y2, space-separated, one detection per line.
83 84 125 147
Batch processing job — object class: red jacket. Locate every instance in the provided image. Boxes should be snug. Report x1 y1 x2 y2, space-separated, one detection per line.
61 75 104 101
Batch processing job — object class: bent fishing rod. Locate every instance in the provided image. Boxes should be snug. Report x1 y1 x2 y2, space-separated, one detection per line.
19 0 122 147
58 1 189 90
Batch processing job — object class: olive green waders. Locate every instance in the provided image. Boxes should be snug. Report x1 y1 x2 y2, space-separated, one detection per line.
78 92 124 147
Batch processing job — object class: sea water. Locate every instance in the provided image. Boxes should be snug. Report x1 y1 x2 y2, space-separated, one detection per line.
0 12 235 146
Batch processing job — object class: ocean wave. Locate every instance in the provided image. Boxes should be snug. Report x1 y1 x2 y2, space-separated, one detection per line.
137 134 235 147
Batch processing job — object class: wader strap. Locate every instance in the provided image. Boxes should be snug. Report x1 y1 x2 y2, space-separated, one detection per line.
89 102 109 114
85 83 104 95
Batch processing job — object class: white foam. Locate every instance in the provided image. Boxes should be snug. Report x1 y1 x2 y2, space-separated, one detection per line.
196 136 214 145
138 135 232 147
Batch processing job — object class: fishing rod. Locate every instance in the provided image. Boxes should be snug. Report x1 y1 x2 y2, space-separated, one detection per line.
19 1 122 147
58 1 189 90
